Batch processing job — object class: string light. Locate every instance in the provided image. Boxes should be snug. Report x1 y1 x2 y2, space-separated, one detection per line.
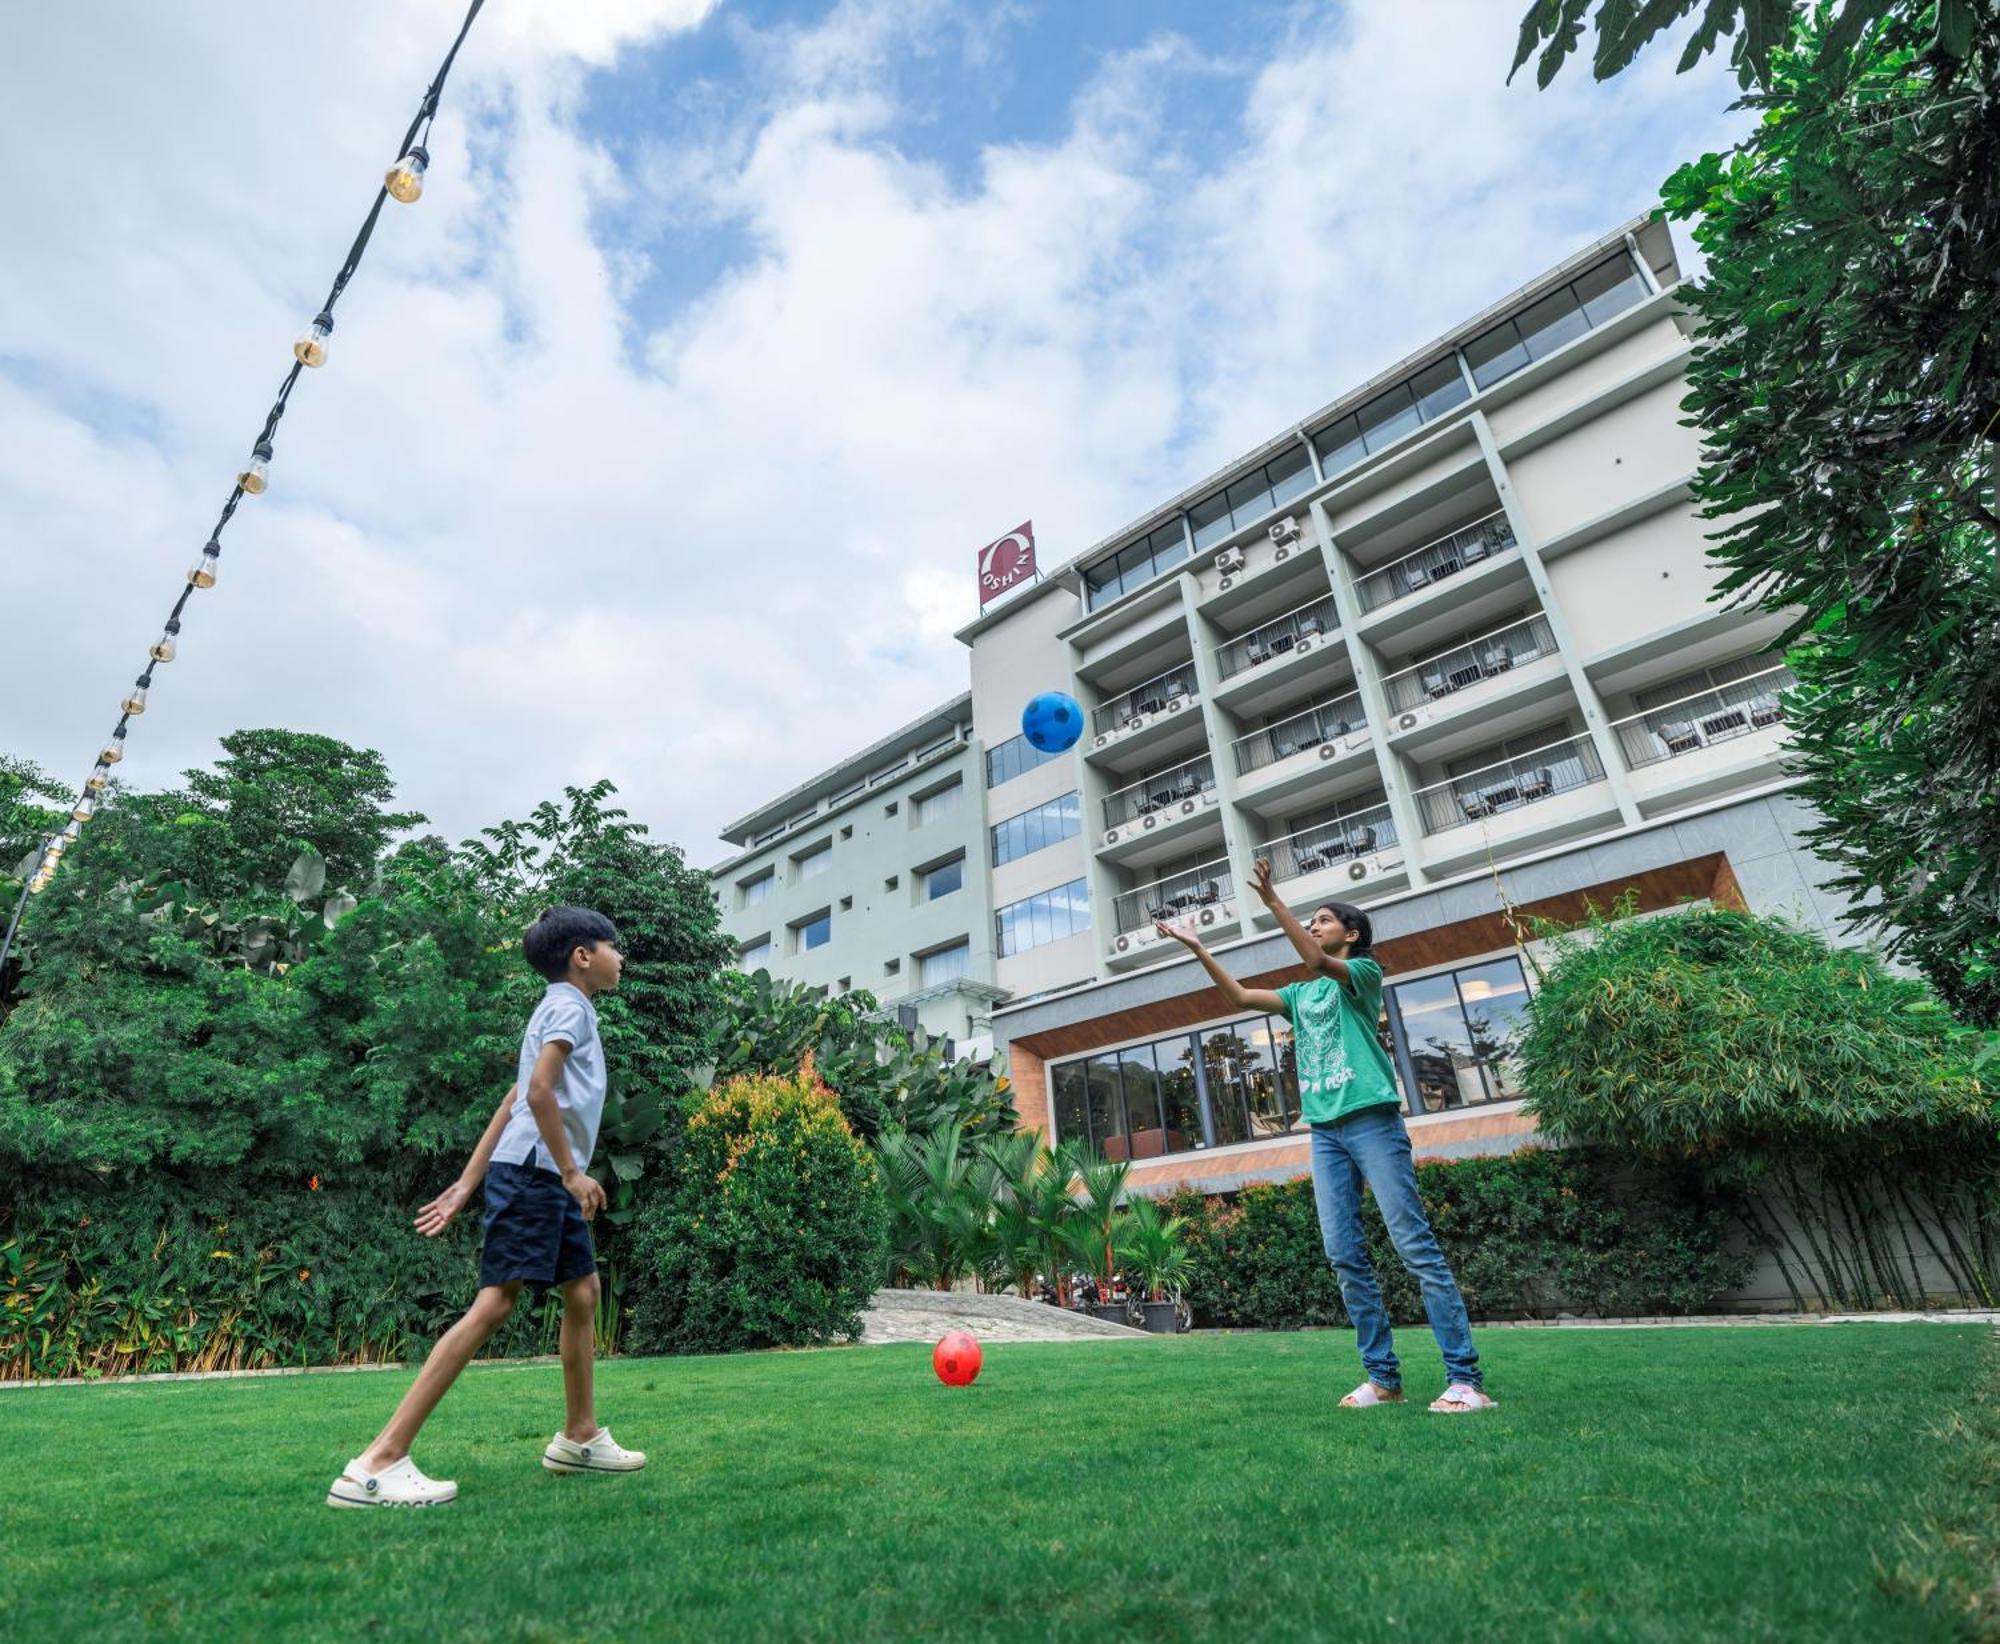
0 0 487 980
385 145 429 204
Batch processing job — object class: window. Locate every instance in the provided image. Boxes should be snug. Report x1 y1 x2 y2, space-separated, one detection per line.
738 870 774 908
914 779 963 826
1464 251 1644 390
991 792 1082 866
793 912 831 953
918 940 970 988
986 732 1063 788
1634 651 1783 710
1387 956 1530 1111
921 856 965 901
1182 444 1316 558
1082 519 1191 611
792 841 832 882
738 936 773 970
1355 383 1422 454
995 878 1091 957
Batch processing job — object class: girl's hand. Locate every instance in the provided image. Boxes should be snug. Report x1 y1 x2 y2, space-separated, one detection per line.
1154 918 1199 948
1251 857 1280 906
415 1179 472 1238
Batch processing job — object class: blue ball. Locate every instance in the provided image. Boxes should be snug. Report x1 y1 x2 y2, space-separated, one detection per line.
1021 691 1083 754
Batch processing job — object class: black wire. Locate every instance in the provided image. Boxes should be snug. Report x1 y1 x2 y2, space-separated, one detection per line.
0 0 488 981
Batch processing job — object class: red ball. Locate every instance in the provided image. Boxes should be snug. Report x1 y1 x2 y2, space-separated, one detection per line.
932 1330 982 1386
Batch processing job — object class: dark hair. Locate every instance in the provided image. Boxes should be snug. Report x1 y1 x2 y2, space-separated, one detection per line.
523 906 620 981
1315 901 1375 958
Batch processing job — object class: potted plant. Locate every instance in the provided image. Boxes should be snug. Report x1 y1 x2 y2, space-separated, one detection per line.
1064 1154 1134 1324
1119 1195 1193 1333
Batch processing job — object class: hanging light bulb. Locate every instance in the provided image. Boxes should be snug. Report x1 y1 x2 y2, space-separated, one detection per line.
85 764 112 793
150 620 181 664
71 795 96 824
59 821 81 847
28 874 50 895
100 739 124 766
238 441 274 495
385 144 429 203
294 310 335 368
122 681 149 716
188 541 221 589
42 837 64 864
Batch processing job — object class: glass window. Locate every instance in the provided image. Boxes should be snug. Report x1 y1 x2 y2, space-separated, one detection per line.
1120 1043 1166 1159
1267 443 1314 507
1573 252 1647 326
1149 521 1190 574
797 913 831 952
1515 284 1590 362
1356 383 1422 454
1387 955 1531 1111
1052 1062 1088 1148
1159 1035 1204 1152
1225 470 1272 528
923 857 964 901
1199 1026 1252 1147
986 733 1062 788
995 879 1091 957
1189 490 1233 550
1313 414 1366 476
1464 319 1529 389
918 940 970 987
1454 956 1530 1101
1085 1055 1126 1160
1241 1017 1293 1137
794 843 832 882
1409 357 1470 422
914 780 962 826
991 792 1081 867
739 871 774 907
738 937 772 970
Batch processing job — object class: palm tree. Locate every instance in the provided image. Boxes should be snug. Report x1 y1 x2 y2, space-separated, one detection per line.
876 1122 1001 1291
1119 1194 1194 1304
1064 1151 1131 1301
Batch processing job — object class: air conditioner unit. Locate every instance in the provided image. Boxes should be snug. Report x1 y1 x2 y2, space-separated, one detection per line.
1198 906 1218 927
1142 814 1157 830
1114 934 1132 953
1165 694 1187 714
1179 798 1197 817
1294 636 1313 654
1268 518 1301 545
1347 860 1370 883
1104 828 1120 846
1093 733 1111 750
1317 742 1341 762
1124 714 1147 734
1215 547 1247 576
1395 708 1427 733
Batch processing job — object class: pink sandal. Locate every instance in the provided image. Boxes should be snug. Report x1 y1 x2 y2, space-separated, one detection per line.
1429 1383 1498 1413
1339 1381 1404 1408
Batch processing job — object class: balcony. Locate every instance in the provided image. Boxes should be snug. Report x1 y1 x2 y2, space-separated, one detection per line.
1612 665 1793 815
1099 754 1222 859
1263 802 1398 876
1234 691 1368 777
1112 856 1237 935
1353 511 1517 615
1413 732 1618 872
1086 662 1202 762
1216 594 1339 681
1384 613 1559 713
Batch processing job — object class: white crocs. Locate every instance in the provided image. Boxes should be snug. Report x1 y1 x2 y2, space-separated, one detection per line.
327 1455 458 1508
543 1426 647 1474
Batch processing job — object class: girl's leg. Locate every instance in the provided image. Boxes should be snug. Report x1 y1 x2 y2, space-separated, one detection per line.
1344 1109 1483 1390
1307 1121 1401 1392
359 1281 520 1469
558 1272 601 1442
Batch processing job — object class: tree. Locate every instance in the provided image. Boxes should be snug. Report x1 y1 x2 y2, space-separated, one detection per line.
1510 6 2000 1028
1 756 68 879
181 729 425 894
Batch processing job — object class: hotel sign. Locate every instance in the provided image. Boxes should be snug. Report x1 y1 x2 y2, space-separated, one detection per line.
977 521 1037 607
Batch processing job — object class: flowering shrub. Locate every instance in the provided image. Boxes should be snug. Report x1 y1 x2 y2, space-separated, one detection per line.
627 1062 887 1355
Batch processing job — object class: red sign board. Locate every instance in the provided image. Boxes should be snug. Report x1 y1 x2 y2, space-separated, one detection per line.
977 521 1037 607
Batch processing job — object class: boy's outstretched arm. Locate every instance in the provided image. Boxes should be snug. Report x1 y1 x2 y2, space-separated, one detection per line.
1250 858 1347 981
414 1084 518 1238
1154 919 1287 1014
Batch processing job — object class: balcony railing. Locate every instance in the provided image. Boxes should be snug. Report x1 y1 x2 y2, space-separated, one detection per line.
1091 663 1201 735
1382 613 1559 712
1102 753 1218 828
1234 690 1366 776
1113 857 1235 934
1262 804 1399 882
1215 594 1339 679
1353 510 1517 614
1414 734 1607 835
1612 666 1794 769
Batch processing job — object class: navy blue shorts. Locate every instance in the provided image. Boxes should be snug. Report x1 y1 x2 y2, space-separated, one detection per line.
480 1158 596 1293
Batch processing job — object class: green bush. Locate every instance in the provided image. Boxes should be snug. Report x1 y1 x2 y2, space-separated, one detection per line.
628 1065 887 1355
1162 1147 1747 1330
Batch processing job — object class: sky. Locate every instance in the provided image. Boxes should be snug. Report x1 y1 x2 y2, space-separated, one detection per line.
0 1 1749 863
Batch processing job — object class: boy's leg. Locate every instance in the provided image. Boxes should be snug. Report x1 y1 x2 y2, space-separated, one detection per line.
558 1272 601 1443
1307 1121 1401 1395
358 1282 521 1470
1343 1108 1484 1391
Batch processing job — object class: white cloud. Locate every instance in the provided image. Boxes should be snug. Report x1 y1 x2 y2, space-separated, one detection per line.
0 0 1746 858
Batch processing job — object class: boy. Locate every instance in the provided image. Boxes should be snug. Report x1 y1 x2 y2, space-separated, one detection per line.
1157 861 1496 1413
327 906 648 1507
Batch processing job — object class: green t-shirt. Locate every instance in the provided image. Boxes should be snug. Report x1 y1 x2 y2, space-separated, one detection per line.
1277 958 1401 1125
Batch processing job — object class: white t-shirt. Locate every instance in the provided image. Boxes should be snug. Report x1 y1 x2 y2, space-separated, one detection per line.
491 982 607 1173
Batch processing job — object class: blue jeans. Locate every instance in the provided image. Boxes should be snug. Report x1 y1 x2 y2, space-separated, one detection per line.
1308 1106 1481 1391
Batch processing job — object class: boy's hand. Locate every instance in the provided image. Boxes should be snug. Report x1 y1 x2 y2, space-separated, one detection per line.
415 1180 472 1238
1251 857 1280 906
563 1167 608 1222
1153 918 1199 949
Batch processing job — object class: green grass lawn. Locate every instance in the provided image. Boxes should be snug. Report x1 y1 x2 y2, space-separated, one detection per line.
1 1325 1989 1642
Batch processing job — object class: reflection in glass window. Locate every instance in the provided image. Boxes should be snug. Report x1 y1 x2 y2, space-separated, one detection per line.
1240 1017 1293 1137
1052 1061 1088 1147
1409 357 1470 422
1314 414 1366 476
1159 1036 1204 1152
995 878 1091 957
1085 1055 1125 1159
738 937 773 970
1356 384 1423 454
1573 253 1648 325
1199 1026 1253 1147
797 913 831 952
1515 285 1591 362
918 940 970 987
986 733 1062 788
1189 491 1233 550
1120 1043 1167 1157
922 857 964 901
991 792 1082 866
1387 955 1530 1110
1266 443 1315 507
1464 319 1530 389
